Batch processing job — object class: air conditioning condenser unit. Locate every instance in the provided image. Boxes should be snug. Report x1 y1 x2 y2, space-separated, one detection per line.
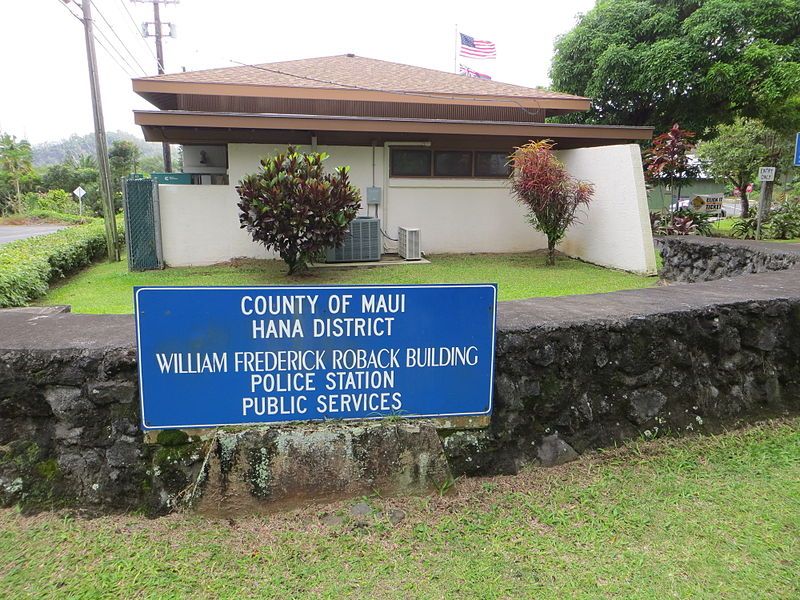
325 217 381 263
398 227 421 260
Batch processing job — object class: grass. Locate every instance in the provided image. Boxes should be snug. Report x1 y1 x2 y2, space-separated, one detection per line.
711 217 800 243
1 419 798 598
40 252 658 314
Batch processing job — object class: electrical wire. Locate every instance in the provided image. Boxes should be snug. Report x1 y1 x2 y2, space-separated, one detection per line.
56 0 137 77
92 19 143 76
90 0 148 75
229 60 550 119
117 0 164 71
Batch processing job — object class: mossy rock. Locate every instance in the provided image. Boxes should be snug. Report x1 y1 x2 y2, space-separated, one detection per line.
156 429 190 447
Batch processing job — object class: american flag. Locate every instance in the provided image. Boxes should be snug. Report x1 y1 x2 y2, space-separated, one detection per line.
459 64 492 80
459 33 496 59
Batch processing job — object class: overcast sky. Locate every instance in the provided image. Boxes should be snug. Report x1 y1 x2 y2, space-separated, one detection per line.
1 0 594 144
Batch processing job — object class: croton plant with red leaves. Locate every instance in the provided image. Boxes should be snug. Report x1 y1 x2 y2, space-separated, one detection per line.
510 140 594 265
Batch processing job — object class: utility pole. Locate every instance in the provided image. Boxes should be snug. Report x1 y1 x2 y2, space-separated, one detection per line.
71 0 119 262
136 0 178 172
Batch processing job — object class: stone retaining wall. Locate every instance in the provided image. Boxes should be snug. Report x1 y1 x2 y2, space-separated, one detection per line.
2 241 800 514
656 235 800 282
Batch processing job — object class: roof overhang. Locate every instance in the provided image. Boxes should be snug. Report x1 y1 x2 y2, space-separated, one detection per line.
132 79 591 112
134 110 652 146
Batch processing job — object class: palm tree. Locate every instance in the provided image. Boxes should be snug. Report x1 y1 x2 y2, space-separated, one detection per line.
0 133 34 214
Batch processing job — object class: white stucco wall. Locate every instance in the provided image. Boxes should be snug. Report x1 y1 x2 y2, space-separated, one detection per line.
158 184 269 266
157 142 654 273
385 178 546 253
558 144 657 274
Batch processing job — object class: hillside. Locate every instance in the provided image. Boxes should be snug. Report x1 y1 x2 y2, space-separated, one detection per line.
33 131 163 167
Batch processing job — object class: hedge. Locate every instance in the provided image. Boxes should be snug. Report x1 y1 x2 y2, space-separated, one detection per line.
0 217 124 308
25 210 96 225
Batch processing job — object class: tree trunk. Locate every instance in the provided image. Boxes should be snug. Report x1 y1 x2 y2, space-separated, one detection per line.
14 178 21 214
547 237 556 266
739 188 749 216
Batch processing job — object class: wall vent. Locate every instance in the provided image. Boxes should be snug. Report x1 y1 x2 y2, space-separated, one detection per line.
398 227 421 261
325 217 381 263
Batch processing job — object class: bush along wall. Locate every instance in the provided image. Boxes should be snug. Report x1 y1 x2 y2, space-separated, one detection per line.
0 217 124 308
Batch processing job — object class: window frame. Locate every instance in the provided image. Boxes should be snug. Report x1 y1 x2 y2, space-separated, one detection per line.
433 150 474 178
389 148 432 177
474 151 511 178
389 148 511 179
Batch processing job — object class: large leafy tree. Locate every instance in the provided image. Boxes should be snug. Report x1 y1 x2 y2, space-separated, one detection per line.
0 133 35 213
696 119 770 215
237 147 362 274
550 0 800 134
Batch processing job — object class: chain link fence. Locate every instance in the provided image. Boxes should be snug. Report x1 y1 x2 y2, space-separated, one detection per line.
122 176 163 271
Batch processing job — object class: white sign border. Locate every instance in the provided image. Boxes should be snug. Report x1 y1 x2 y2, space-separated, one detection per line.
134 283 498 430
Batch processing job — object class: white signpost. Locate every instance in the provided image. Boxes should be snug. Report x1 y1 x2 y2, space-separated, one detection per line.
758 167 776 182
73 186 86 216
755 167 776 240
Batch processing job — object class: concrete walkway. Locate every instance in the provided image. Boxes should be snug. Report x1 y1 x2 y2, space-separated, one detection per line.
0 224 66 245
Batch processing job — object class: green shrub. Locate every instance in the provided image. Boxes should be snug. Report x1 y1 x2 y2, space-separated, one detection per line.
769 199 800 240
24 210 95 224
0 218 124 307
731 209 760 239
33 190 79 214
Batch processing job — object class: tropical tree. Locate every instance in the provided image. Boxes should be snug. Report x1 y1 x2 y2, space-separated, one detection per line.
108 140 142 197
0 133 34 213
644 124 700 211
509 140 594 265
550 0 800 134
696 119 771 215
236 147 362 274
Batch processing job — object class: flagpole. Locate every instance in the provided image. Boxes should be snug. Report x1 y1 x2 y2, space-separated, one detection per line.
454 24 458 73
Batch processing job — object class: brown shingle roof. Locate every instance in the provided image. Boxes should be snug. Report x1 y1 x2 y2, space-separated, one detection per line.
137 54 585 101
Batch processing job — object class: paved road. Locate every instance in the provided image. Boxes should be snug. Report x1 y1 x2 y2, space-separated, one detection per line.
0 225 66 245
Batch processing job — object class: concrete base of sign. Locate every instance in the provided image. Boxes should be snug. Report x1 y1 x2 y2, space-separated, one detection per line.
189 420 451 516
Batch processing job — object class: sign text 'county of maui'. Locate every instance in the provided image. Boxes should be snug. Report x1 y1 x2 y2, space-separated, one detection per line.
134 285 497 430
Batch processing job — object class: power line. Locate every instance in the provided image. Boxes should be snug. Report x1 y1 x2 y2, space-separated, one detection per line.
92 19 143 76
94 29 139 77
90 0 148 75
117 0 163 70
56 0 136 77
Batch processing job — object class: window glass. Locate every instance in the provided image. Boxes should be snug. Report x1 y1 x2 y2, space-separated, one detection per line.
475 152 510 177
434 151 473 177
390 149 431 176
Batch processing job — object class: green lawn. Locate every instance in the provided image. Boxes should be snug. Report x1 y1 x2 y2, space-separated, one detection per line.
1 420 797 598
40 253 658 314
712 217 800 243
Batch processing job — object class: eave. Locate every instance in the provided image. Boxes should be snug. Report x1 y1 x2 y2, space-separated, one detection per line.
134 110 653 145
132 79 592 113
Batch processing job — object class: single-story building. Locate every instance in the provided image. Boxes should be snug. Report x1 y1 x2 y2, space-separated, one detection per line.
132 54 656 273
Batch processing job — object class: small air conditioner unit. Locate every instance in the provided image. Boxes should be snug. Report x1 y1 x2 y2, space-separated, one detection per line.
325 217 381 263
398 227 421 260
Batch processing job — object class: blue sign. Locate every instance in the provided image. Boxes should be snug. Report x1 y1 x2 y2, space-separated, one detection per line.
794 132 800 167
134 284 497 430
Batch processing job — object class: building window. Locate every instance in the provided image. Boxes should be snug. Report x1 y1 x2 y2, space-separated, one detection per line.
390 149 431 176
474 152 510 177
390 148 511 178
434 151 473 177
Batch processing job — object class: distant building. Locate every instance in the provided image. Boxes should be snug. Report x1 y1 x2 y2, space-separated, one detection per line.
132 54 656 273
